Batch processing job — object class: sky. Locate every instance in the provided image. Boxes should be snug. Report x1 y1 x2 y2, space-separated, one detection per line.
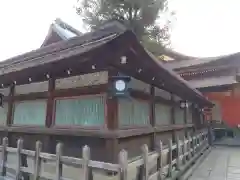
0 0 240 61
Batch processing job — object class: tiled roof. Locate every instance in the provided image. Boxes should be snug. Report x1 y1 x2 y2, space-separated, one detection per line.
41 18 83 47
188 76 237 88
0 21 212 106
165 53 240 70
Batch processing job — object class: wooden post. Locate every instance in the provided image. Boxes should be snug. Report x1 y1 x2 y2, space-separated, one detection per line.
46 78 55 127
176 136 181 170
205 132 207 144
106 68 119 163
7 84 15 126
82 145 92 180
184 102 188 137
118 150 128 180
0 137 8 176
187 135 192 160
168 139 173 177
34 141 42 180
16 139 23 180
196 134 199 149
107 68 118 130
142 145 149 180
170 95 176 142
182 136 186 164
157 141 163 180
55 143 63 180
193 134 196 156
201 133 203 144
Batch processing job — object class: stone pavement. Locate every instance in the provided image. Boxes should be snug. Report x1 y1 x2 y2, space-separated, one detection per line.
189 146 240 180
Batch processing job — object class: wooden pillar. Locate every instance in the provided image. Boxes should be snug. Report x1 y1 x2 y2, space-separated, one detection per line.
184 102 188 136
150 86 155 150
105 68 119 163
46 78 55 128
105 139 118 163
106 97 118 130
7 84 15 126
191 105 196 133
171 94 176 142
106 68 118 130
150 86 155 126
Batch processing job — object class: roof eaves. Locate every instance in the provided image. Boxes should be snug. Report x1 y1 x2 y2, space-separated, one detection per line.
55 18 82 36
51 23 70 41
0 21 126 71
139 47 212 106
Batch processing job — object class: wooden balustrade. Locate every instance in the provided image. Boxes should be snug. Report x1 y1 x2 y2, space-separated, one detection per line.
0 131 210 180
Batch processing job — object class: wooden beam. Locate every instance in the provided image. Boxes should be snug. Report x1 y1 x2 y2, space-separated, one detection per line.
9 84 107 102
13 92 48 101
130 89 175 106
53 84 107 98
6 85 15 126
45 78 55 128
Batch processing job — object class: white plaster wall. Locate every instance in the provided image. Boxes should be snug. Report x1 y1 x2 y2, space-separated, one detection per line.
154 87 171 100
15 81 48 95
129 77 150 93
55 71 108 90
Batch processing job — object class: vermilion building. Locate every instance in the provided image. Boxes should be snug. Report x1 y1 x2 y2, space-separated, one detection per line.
166 53 240 127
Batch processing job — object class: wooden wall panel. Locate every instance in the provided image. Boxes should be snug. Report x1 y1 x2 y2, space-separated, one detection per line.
8 133 107 162
175 107 185 124
55 71 108 90
155 103 171 125
13 100 47 125
154 88 171 100
118 98 150 126
15 81 48 95
0 103 8 125
175 129 185 140
187 105 193 123
155 132 173 146
118 135 151 159
0 88 10 96
51 136 106 161
8 133 51 152
129 77 150 93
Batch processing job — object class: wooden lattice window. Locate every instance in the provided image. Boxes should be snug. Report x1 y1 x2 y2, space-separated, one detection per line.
155 103 171 125
54 95 105 126
118 98 150 126
13 100 47 125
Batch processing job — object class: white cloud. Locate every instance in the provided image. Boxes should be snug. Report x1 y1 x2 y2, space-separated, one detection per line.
0 0 240 60
0 0 83 61
170 0 240 57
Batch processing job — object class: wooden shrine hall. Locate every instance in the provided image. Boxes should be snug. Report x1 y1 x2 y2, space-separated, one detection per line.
0 21 212 163
166 53 240 127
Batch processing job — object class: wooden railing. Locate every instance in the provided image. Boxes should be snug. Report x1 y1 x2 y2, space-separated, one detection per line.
0 131 209 180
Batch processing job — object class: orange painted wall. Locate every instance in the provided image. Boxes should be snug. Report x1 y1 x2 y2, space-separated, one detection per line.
205 91 240 127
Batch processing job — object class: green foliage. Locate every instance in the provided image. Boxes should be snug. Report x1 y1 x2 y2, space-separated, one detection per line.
76 0 174 54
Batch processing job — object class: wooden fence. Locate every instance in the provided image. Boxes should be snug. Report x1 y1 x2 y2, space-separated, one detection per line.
0 131 209 180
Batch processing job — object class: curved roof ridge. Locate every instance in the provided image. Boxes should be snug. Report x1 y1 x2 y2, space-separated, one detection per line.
165 52 240 70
